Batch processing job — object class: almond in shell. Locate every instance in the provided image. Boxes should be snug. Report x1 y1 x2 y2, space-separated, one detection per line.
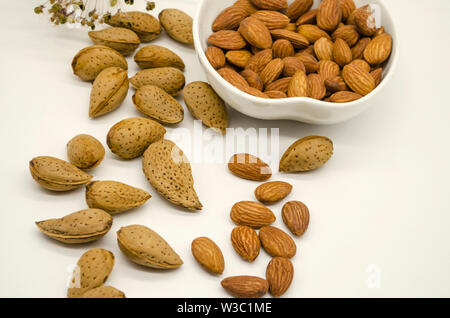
228 153 272 181
266 257 294 297
143 139 202 210
80 286 125 298
86 181 151 214
29 156 93 191
72 45 128 81
67 248 115 298
106 117 166 159
279 136 334 172
117 225 183 269
183 81 228 134
130 67 186 96
231 226 260 262
282 201 310 236
221 276 269 298
159 9 193 45
36 209 113 244
88 27 140 56
133 85 184 124
67 134 105 170
259 226 296 258
89 66 129 118
134 45 185 70
254 181 292 204
107 11 162 42
230 201 276 228
191 237 225 275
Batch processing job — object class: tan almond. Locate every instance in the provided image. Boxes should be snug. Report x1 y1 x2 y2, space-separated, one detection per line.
159 9 193 44
282 201 310 236
117 225 183 269
241 69 264 91
191 237 225 275
270 29 309 49
29 156 92 191
88 27 140 56
130 67 185 96
234 0 259 15
296 9 318 26
351 37 371 60
221 276 269 298
286 0 314 20
67 248 114 298
260 58 284 85
208 30 247 50
67 134 105 170
283 57 305 77
250 0 287 10
317 0 342 31
279 136 334 172
307 73 327 100
296 53 319 73
89 67 129 118
325 75 348 92
259 226 296 258
143 139 202 211
314 37 334 61
213 5 249 31
332 24 360 47
238 17 273 49
266 257 294 297
298 24 331 43
272 39 294 59
250 10 290 30
254 181 292 204
206 46 226 69
226 50 253 68
370 67 383 87
245 48 273 73
350 59 371 73
231 226 260 262
80 286 125 298
339 0 356 20
218 67 250 88
228 153 272 181
236 84 270 98
134 45 185 70
230 201 276 228
36 209 113 244
265 77 292 93
353 5 377 36
342 64 375 96
85 181 151 214
363 33 393 65
107 11 162 42
265 90 287 99
318 60 340 81
287 70 309 97
329 91 363 103
333 38 352 67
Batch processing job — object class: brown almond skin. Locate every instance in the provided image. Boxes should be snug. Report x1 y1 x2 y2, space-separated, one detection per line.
208 30 247 50
191 237 225 275
231 226 260 262
230 201 276 228
238 17 273 49
286 0 314 20
259 226 297 258
317 0 342 31
330 91 362 103
241 69 264 91
221 276 269 298
282 201 310 236
254 181 292 204
212 6 249 32
206 46 226 69
228 153 272 181
266 257 294 297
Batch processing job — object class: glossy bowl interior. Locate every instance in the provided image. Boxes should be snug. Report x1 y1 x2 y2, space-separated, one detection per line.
193 0 398 125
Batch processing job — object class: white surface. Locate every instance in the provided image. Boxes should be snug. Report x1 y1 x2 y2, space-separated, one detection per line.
0 0 450 298
194 0 399 124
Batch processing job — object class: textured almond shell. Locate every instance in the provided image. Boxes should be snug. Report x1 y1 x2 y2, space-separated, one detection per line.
36 209 112 244
259 226 297 258
117 225 183 269
29 156 93 191
282 201 310 236
230 201 276 228
108 11 162 42
279 136 334 172
67 248 115 298
67 134 105 170
228 153 272 181
134 45 185 70
130 67 185 96
86 181 151 214
88 27 140 56
183 81 228 134
142 139 202 211
72 45 128 81
80 286 126 298
221 275 269 298
89 67 129 118
133 85 184 124
191 237 225 274
159 9 193 44
106 117 166 159
231 226 260 262
266 257 294 297
254 181 292 203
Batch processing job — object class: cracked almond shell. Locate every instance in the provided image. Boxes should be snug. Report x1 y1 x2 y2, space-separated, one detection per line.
89 67 129 118
279 136 334 172
36 208 112 244
142 139 202 211
117 224 183 269
134 45 185 70
88 27 140 56
106 117 166 159
72 45 128 81
29 156 93 191
67 248 115 298
107 11 162 43
86 181 151 214
183 81 228 134
130 67 185 96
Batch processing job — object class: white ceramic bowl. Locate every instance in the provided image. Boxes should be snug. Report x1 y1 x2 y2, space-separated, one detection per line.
193 0 399 125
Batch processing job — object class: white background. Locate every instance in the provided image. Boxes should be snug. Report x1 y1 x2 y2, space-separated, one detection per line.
1 0 449 298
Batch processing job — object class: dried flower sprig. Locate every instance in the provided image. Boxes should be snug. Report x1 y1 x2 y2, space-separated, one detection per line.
34 0 155 29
